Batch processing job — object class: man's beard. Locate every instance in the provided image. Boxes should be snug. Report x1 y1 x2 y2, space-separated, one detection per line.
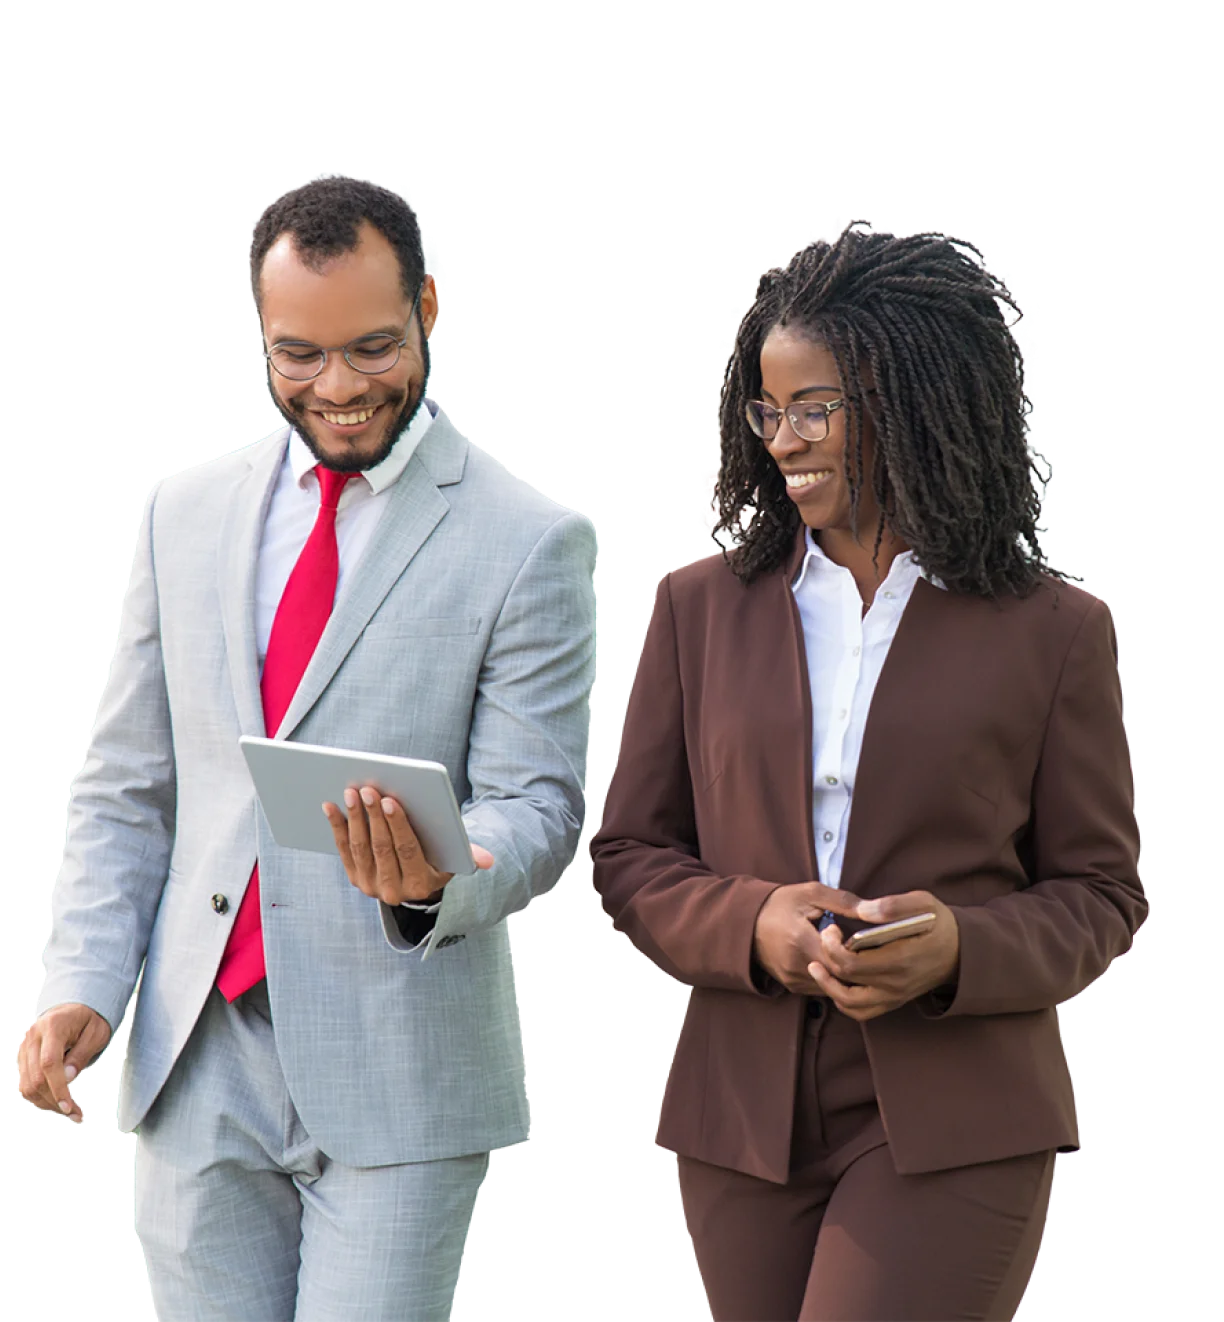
274 372 428 475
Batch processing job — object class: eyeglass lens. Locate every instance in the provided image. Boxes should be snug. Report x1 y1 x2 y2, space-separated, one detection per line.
269 334 402 382
745 400 832 443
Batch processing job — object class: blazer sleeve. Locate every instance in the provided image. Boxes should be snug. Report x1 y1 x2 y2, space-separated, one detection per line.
36 486 177 1032
590 575 780 993
400 511 597 955
934 597 1147 1017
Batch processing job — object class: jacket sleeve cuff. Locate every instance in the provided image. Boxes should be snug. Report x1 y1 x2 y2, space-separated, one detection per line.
395 899 441 949
915 982 960 1018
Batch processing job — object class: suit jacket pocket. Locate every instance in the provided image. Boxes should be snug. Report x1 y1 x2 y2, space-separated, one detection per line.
956 722 1044 809
700 755 729 792
361 615 483 640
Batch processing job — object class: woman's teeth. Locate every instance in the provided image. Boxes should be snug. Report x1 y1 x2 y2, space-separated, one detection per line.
785 470 833 488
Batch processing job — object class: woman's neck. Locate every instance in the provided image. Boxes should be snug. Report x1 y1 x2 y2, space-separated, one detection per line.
816 525 911 608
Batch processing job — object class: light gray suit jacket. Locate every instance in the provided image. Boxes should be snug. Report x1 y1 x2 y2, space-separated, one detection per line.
38 406 597 1166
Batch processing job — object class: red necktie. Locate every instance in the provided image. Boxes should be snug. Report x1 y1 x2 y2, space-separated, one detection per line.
217 465 356 1002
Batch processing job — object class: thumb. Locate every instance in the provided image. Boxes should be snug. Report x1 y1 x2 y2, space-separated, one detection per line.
63 1015 109 1076
470 845 495 871
795 881 865 919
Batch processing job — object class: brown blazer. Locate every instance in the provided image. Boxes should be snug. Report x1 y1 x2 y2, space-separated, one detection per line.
590 536 1145 1181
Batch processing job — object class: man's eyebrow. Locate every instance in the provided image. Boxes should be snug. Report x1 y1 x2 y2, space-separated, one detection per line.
270 326 405 347
760 384 841 401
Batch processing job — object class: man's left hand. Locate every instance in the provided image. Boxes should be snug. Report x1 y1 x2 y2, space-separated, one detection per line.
806 890 960 1021
323 787 494 905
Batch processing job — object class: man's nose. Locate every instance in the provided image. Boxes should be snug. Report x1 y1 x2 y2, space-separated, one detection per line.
312 353 369 405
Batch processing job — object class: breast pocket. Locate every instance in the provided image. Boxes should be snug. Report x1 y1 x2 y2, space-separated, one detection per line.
361 616 483 640
956 721 1044 808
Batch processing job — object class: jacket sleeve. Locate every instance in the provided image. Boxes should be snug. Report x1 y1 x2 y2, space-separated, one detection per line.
590 575 780 993
389 511 597 955
36 486 177 1032
934 597 1147 1016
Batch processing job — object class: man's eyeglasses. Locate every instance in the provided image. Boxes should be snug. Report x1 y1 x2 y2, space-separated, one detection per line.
265 288 422 383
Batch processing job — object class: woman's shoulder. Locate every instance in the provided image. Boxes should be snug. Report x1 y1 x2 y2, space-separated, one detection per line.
665 550 738 593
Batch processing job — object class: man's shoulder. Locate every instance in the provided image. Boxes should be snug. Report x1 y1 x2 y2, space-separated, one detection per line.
153 428 285 505
463 441 582 523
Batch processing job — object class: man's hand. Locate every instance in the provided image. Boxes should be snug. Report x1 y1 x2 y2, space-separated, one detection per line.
17 1004 112 1123
806 890 960 1021
323 787 494 905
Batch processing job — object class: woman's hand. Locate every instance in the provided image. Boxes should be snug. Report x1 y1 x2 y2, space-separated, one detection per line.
752 882 866 994
806 890 960 1021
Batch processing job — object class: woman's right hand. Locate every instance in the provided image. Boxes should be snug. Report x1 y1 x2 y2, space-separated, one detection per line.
752 882 865 994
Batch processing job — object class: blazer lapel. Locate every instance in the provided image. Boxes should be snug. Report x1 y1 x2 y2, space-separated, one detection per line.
218 428 290 738
840 578 970 898
780 535 821 881
218 407 467 745
782 520 946 904
273 413 468 741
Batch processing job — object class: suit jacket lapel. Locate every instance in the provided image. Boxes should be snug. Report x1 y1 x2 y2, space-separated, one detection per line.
776 535 964 896
274 413 469 741
780 534 821 881
218 428 289 738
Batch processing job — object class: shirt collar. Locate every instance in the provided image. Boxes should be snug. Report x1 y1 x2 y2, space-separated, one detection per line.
792 526 938 594
289 398 436 494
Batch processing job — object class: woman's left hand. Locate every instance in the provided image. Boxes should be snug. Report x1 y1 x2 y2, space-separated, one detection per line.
807 891 960 1021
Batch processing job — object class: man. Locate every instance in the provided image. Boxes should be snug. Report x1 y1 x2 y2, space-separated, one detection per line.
17 176 597 1321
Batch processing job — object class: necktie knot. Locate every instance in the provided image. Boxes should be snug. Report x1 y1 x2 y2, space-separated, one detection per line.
316 465 356 511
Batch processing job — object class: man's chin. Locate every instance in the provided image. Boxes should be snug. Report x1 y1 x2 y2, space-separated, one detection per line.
300 401 415 475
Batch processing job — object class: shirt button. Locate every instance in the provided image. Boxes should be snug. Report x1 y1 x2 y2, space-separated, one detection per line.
211 894 229 915
838 708 848 720
826 775 839 786
823 830 834 842
883 590 896 599
852 646 861 657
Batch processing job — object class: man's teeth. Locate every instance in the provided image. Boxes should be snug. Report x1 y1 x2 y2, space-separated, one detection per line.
321 407 378 425
785 471 833 488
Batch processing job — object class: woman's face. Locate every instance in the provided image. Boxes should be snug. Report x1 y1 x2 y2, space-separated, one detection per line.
757 326 882 540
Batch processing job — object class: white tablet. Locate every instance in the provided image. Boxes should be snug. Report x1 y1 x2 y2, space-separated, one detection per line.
239 736 476 875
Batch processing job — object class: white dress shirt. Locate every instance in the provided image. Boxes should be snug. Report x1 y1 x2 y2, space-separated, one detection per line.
254 401 438 930
792 529 941 889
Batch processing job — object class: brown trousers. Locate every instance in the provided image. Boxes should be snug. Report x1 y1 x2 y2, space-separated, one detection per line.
678 1002 1054 1322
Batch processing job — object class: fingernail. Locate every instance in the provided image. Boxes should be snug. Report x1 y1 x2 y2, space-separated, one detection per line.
344 788 358 808
381 798 396 815
360 787 376 806
59 1100 72 1114
64 1065 78 1082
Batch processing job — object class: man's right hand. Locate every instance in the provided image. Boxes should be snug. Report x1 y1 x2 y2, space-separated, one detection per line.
17 1004 112 1124
752 882 866 994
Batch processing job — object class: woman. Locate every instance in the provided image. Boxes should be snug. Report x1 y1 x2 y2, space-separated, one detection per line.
589 226 1145 1322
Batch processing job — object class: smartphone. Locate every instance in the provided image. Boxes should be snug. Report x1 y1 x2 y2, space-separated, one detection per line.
843 912 937 952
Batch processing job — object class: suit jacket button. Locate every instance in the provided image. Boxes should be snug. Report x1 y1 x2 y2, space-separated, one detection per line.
807 998 825 1019
211 894 229 914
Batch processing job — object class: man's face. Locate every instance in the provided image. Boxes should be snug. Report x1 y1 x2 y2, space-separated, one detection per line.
258 221 438 472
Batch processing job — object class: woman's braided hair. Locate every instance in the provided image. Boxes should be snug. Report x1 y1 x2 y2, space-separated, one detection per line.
714 224 1062 596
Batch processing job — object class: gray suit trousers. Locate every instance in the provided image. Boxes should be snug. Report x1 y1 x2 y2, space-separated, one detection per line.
135 984 488 1322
